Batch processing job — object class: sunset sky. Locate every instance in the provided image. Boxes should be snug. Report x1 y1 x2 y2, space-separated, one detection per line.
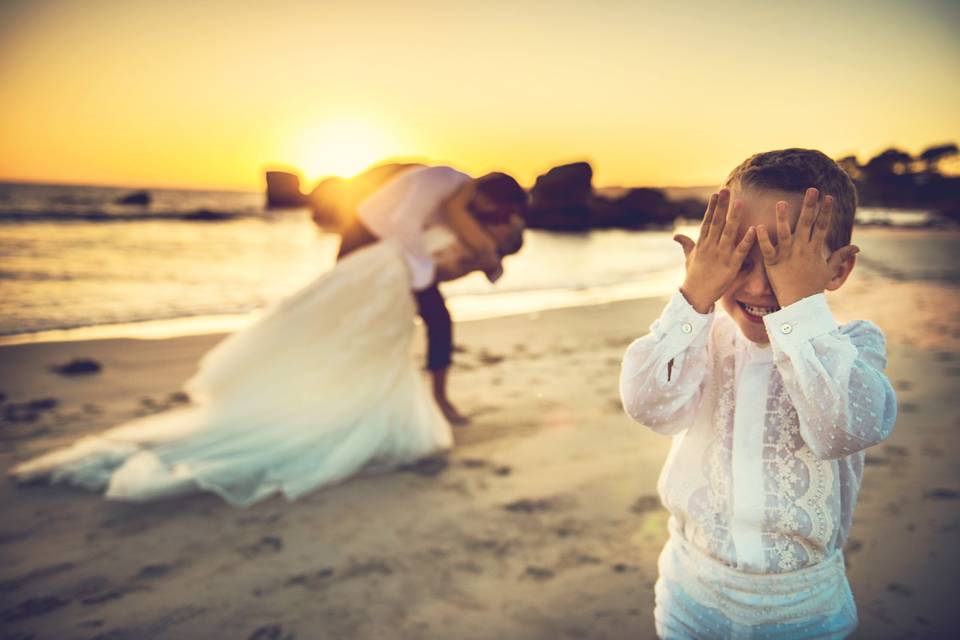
1 0 958 191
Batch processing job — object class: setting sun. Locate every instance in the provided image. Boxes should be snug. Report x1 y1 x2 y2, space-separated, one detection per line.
284 118 404 181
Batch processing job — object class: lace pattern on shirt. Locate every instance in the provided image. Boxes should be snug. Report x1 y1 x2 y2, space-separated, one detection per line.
687 324 737 562
761 370 835 572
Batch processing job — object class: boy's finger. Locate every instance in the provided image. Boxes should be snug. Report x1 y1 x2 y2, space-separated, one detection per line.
797 187 819 240
698 193 718 242
755 225 777 262
733 226 756 259
718 201 742 249
812 195 833 247
673 234 695 257
775 202 793 251
710 189 730 241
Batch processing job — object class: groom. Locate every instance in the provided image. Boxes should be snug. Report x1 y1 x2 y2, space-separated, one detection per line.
319 164 527 425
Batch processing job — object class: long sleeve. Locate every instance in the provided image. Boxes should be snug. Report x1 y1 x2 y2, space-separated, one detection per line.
765 294 898 460
619 290 714 435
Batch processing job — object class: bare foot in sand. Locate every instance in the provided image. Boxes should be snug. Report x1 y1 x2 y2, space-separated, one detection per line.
437 401 470 426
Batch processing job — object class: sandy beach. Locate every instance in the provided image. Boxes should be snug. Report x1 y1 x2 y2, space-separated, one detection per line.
1 228 958 639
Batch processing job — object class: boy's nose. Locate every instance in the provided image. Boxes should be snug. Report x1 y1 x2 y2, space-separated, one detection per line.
743 263 774 297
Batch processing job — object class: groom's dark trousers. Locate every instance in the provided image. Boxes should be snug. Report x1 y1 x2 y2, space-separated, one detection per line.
336 219 453 372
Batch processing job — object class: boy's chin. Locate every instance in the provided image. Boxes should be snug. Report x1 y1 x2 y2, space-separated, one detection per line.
734 317 771 344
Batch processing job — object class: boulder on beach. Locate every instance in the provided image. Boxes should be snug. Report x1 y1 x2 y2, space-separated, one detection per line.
115 190 151 206
265 171 306 208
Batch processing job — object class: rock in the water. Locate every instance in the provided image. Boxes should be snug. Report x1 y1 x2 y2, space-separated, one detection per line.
182 209 234 221
52 358 102 376
591 188 680 228
527 162 594 231
265 171 305 208
116 190 151 205
525 161 704 231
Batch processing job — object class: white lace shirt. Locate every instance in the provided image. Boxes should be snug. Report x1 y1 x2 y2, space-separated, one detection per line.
620 291 897 574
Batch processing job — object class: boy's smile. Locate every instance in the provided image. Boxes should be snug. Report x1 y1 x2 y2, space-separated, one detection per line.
719 188 804 343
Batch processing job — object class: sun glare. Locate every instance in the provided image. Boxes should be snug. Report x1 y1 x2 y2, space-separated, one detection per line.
286 118 401 181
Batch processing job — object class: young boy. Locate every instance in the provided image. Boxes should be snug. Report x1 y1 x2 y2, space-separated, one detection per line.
619 149 897 639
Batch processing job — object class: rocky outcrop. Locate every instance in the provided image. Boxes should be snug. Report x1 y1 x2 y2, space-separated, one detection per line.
265 160 702 231
526 162 702 231
115 190 151 206
526 162 594 231
265 171 306 208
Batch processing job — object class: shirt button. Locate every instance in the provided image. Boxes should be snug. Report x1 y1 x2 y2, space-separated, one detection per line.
780 323 793 335
681 322 693 334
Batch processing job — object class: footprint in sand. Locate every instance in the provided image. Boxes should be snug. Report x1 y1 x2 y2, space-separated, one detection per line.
478 350 505 365
886 582 915 597
399 456 448 476
524 566 555 581
248 624 296 640
239 536 284 557
1 596 71 622
883 445 909 458
925 488 960 500
0 562 74 592
630 495 662 515
137 564 175 580
864 454 889 466
503 495 575 513
236 513 282 527
844 539 864 555
284 567 334 590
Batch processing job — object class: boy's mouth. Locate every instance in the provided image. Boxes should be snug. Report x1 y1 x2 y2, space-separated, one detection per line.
737 301 780 323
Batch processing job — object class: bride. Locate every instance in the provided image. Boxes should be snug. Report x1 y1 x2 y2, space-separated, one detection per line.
9 165 526 507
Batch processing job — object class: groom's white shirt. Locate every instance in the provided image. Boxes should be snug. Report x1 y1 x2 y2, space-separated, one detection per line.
357 165 471 290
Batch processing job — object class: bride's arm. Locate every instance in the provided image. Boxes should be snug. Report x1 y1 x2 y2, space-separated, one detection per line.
440 182 501 271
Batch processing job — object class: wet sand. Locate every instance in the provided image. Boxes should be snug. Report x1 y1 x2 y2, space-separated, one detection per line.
1 230 958 639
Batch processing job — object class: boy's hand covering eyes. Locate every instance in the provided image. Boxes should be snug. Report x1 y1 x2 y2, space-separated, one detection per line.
755 188 860 308
674 188 756 314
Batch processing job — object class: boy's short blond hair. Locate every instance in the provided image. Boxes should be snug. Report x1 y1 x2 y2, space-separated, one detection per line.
724 148 858 251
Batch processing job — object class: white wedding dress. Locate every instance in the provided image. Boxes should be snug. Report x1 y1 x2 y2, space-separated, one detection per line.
10 229 459 507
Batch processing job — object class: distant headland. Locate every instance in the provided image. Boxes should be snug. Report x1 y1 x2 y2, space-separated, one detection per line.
265 144 959 232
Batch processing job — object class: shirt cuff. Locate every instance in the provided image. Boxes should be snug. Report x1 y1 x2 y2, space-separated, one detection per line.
763 293 837 348
652 289 714 348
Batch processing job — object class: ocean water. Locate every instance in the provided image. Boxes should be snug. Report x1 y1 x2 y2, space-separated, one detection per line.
0 181 947 344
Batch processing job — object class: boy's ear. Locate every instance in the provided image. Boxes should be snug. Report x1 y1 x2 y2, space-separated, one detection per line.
824 250 856 291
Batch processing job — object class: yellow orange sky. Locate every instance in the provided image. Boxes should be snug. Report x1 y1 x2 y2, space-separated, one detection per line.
1 0 958 191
